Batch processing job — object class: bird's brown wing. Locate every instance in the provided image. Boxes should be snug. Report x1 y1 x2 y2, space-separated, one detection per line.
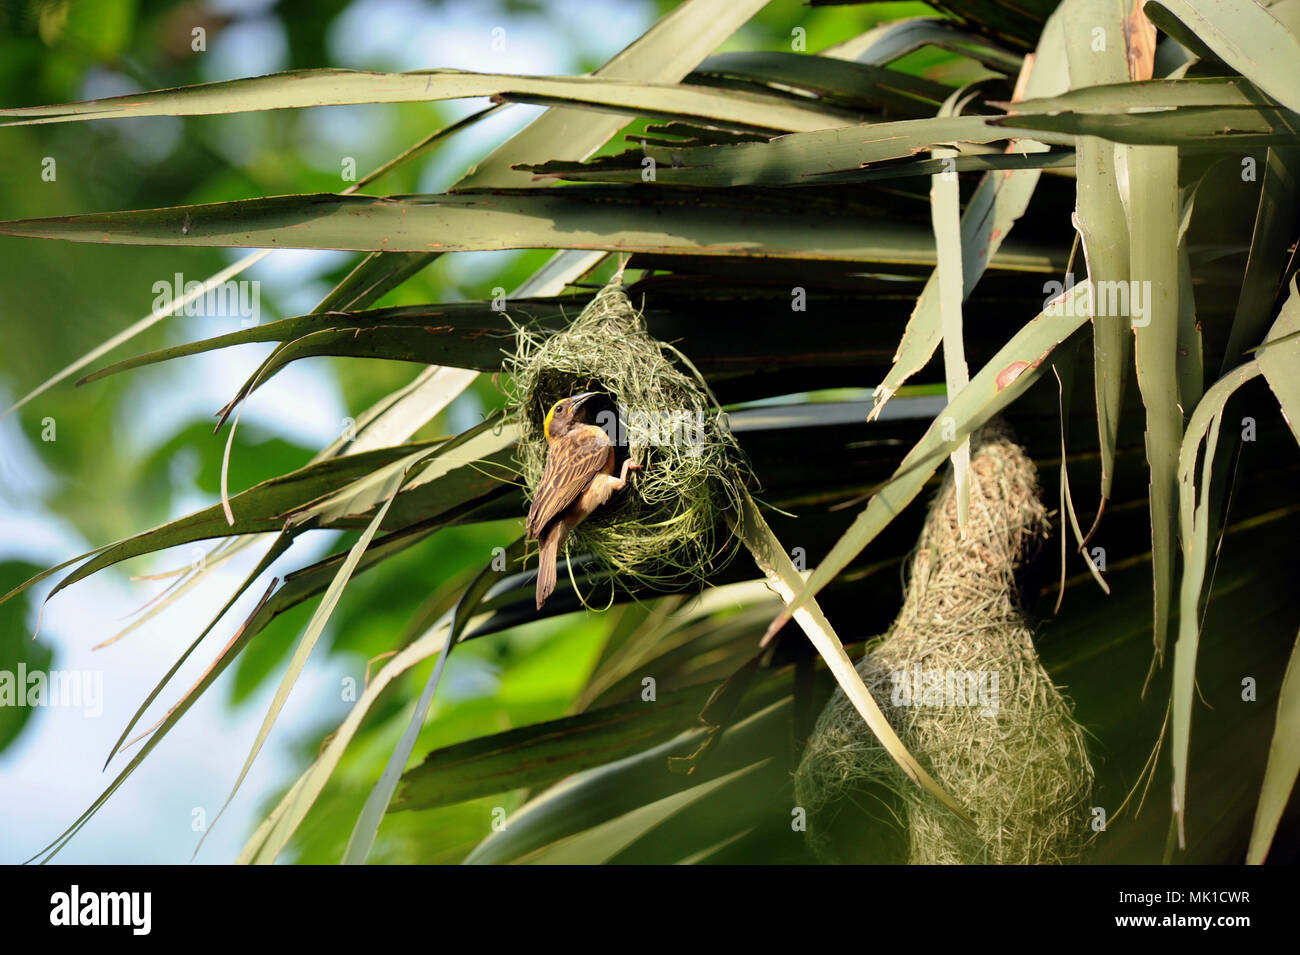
527 426 612 539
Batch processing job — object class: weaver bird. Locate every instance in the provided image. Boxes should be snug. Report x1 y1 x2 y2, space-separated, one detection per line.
527 392 640 609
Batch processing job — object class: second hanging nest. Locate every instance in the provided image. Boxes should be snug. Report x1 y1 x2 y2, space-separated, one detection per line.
794 424 1094 864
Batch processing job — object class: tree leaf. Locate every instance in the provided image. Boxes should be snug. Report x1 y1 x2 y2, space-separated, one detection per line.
732 488 972 821
195 465 407 856
930 140 970 529
520 114 1070 188
819 16 1024 73
1143 0 1300 114
763 281 1093 637
514 763 766 865
1257 276 1300 448
10 444 435 612
869 10 1068 417
462 698 792 864
1066 0 1134 506
0 187 1065 272
1247 625 1300 864
1221 148 1300 372
997 104 1300 145
692 50 958 115
320 0 773 313
1122 144 1182 665
394 683 718 812
1172 360 1264 848
341 537 528 864
0 68 850 133
1006 75 1282 112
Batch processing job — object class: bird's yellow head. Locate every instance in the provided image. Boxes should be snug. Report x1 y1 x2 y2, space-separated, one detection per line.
543 391 598 440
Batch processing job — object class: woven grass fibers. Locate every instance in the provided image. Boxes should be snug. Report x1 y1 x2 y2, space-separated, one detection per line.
504 280 749 594
794 424 1093 864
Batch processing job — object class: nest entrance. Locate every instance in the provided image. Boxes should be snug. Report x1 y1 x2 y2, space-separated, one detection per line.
794 424 1094 864
504 281 750 593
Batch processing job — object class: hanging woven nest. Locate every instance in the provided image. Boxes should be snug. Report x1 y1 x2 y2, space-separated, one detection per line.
503 279 751 595
794 423 1094 864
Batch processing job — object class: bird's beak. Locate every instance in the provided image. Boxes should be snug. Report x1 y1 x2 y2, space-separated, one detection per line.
570 391 599 409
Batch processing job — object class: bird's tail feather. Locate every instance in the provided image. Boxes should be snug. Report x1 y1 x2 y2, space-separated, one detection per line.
536 526 561 610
